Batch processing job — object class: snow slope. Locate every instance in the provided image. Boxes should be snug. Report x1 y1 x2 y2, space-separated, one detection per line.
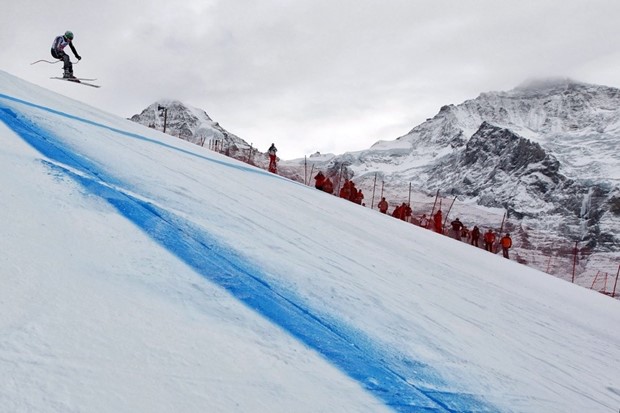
0 70 619 413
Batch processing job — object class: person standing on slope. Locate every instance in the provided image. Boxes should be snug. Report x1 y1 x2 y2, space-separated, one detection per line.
500 233 513 259
433 210 443 234
267 143 277 173
450 217 464 240
419 214 429 228
51 31 81 79
484 229 496 252
322 177 334 194
470 225 481 247
377 197 389 214
314 171 326 191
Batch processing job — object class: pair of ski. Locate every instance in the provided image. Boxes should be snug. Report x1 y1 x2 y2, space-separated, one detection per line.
30 60 101 87
50 76 101 88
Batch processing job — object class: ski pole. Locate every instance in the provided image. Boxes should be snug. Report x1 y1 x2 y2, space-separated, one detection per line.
31 59 80 65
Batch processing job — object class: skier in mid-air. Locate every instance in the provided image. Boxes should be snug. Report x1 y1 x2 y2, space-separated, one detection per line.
51 31 81 79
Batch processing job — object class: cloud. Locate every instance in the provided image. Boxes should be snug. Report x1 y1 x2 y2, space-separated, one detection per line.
3 0 620 158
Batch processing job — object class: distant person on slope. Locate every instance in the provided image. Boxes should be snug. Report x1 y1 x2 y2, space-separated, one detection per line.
377 197 389 214
484 229 496 252
348 181 358 203
451 218 464 240
471 225 481 247
314 171 326 191
340 180 352 200
402 203 412 222
267 143 277 173
460 226 470 242
355 189 364 205
392 204 403 219
433 210 443 234
323 177 334 194
419 214 429 228
500 233 513 259
51 31 81 79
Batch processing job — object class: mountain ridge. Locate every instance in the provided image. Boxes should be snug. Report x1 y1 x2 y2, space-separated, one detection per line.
129 99 256 161
287 78 620 281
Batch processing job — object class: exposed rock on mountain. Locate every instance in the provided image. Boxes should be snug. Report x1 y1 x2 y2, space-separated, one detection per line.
129 100 259 163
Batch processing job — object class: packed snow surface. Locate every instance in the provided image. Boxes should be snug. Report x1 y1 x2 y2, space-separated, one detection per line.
0 70 619 413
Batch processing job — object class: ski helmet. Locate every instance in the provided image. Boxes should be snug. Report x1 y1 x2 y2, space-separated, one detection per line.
65 31 74 40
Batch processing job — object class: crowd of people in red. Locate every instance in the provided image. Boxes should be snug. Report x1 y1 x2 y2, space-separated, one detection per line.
315 173 366 204
313 171 335 194
313 171 513 259
436 212 512 258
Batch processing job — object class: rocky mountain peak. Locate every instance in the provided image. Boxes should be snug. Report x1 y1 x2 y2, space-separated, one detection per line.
463 122 554 174
129 100 256 162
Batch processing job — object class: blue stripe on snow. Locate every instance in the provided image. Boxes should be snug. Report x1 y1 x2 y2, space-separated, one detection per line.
0 98 500 413
0 93 288 180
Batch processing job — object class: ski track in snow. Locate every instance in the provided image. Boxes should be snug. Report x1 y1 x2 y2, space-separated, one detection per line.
0 94 498 413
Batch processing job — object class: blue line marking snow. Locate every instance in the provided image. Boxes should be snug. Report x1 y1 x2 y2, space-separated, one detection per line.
0 93 288 180
0 97 500 413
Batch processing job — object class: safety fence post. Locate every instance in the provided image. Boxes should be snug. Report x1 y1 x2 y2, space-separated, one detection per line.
571 241 578 283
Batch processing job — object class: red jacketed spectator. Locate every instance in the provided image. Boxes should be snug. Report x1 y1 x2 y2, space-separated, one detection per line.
323 178 334 194
484 229 496 252
402 203 412 222
267 143 277 173
378 197 388 214
339 180 352 200
355 190 364 205
433 210 443 234
348 181 358 203
314 171 325 190
392 205 403 219
500 233 513 259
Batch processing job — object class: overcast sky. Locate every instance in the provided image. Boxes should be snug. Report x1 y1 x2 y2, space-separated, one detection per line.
3 0 620 158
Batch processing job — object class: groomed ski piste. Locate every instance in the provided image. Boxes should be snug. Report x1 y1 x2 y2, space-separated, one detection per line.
0 70 619 413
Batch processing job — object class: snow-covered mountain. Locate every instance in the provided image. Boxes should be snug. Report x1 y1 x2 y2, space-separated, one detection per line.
129 100 260 163
130 100 306 178
289 79 620 283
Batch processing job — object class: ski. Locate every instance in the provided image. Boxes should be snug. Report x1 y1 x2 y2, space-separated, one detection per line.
50 76 97 81
51 77 101 88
